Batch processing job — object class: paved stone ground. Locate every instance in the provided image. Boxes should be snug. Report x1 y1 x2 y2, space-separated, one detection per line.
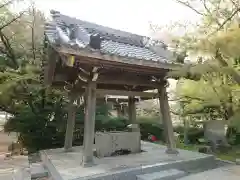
178 165 240 180
41 142 214 180
0 116 17 153
0 167 14 180
0 155 30 180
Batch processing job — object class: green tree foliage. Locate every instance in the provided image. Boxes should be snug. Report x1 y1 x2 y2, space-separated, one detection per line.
0 1 45 114
168 0 240 130
4 89 67 151
0 1 69 151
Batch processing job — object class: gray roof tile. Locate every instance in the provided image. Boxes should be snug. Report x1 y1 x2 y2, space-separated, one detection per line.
45 10 174 63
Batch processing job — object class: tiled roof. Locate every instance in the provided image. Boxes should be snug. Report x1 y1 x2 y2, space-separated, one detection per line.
45 10 174 63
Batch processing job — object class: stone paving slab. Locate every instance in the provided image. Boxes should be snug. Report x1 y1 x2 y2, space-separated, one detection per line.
0 155 30 180
0 168 14 180
31 163 48 179
178 165 240 180
0 155 29 169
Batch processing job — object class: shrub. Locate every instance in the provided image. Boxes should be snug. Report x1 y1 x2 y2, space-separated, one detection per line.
174 126 204 144
138 117 164 141
4 94 67 152
5 92 166 152
226 127 240 145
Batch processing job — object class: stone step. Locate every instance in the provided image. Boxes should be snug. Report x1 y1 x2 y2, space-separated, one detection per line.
13 168 31 180
176 165 240 180
0 168 14 180
137 169 186 180
30 163 48 179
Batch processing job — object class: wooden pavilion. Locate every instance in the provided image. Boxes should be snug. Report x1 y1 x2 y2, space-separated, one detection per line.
43 10 182 167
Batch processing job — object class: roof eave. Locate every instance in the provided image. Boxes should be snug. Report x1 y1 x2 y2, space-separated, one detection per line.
53 45 183 71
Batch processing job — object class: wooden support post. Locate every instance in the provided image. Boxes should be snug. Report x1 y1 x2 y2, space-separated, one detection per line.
115 104 123 118
128 96 136 124
128 96 141 152
82 81 97 166
158 84 178 154
122 104 128 117
64 95 76 152
128 96 140 133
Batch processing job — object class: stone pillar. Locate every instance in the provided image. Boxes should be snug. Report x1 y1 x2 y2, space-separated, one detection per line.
64 95 77 152
158 83 178 154
82 81 97 166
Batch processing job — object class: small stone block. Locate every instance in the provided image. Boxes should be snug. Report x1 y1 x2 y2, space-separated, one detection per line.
137 169 185 180
236 159 240 165
81 161 96 168
22 150 28 155
64 148 74 153
165 148 179 155
30 163 48 179
5 152 11 157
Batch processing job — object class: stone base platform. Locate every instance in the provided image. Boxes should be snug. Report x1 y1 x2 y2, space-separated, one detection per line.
40 142 217 180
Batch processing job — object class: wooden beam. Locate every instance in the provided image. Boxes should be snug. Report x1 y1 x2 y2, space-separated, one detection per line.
55 46 182 72
98 95 142 103
97 75 158 88
54 73 158 88
95 89 158 98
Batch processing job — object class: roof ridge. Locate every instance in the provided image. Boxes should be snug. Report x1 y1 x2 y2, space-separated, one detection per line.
49 10 167 48
50 10 146 38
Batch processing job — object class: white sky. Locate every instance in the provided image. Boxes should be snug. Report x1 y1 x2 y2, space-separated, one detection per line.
32 0 199 37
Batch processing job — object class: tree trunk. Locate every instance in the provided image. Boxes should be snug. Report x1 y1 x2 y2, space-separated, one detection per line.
183 117 189 145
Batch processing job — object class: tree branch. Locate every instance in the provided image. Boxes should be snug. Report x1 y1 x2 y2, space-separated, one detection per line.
202 0 221 26
0 0 16 9
0 30 18 68
202 0 211 15
230 0 239 8
0 11 25 30
214 8 240 33
175 0 204 16
175 0 240 34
